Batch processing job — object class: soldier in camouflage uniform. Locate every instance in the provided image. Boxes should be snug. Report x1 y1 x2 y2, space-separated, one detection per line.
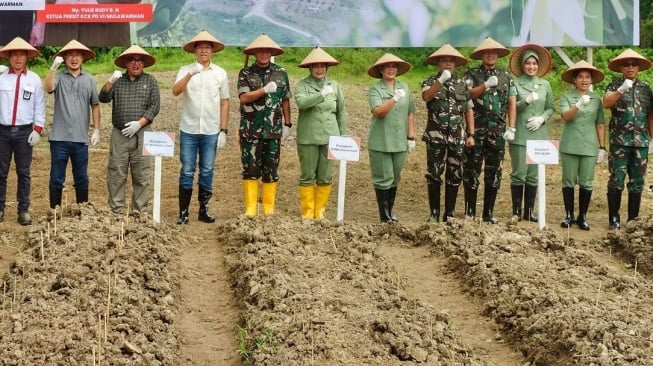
463 37 517 224
602 49 653 230
238 34 292 216
421 44 474 222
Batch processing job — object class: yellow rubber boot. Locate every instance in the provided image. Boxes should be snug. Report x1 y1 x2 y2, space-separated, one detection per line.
243 180 259 217
261 182 277 215
299 185 315 219
314 184 332 219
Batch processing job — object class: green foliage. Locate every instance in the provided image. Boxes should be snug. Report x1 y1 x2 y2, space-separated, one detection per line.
235 319 276 363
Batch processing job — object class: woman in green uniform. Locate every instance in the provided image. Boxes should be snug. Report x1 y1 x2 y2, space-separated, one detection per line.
294 47 346 219
367 53 416 223
508 44 554 222
559 60 605 230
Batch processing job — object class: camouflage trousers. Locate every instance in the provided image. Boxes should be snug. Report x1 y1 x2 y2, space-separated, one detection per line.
462 128 505 190
608 145 648 193
240 138 281 182
425 138 465 186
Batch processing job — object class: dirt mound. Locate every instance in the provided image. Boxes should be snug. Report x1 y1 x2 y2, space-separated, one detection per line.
221 216 484 365
440 218 653 365
0 204 183 365
607 215 653 276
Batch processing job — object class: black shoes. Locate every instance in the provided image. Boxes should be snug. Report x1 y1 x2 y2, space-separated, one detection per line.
18 212 32 226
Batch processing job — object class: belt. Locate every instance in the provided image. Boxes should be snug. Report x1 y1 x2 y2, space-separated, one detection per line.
0 124 32 133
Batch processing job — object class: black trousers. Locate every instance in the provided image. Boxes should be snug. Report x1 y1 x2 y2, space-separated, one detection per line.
0 125 33 213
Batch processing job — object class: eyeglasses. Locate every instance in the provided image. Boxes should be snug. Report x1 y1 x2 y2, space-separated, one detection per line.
622 61 639 68
126 57 144 64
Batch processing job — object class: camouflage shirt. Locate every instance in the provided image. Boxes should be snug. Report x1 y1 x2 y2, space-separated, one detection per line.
605 77 653 147
421 73 471 142
238 62 291 139
464 66 516 128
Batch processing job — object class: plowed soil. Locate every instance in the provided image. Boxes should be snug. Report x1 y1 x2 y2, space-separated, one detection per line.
0 71 652 365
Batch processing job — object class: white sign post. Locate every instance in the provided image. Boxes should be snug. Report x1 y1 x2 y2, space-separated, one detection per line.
143 131 175 223
526 140 559 230
328 136 361 221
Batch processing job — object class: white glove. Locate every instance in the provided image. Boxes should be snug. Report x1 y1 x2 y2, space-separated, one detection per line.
649 140 653 154
407 139 416 153
437 70 451 84
617 79 633 94
596 148 606 164
263 81 277 94
90 128 100 146
121 121 141 138
0 65 8 74
392 89 406 102
321 85 334 97
575 94 590 109
28 130 40 146
484 75 498 89
525 91 539 104
503 126 516 141
190 62 202 76
282 124 291 140
50 56 64 71
217 131 227 149
526 116 545 131
108 70 122 84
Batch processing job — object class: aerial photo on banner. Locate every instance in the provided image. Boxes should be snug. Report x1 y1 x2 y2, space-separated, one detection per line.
0 0 640 48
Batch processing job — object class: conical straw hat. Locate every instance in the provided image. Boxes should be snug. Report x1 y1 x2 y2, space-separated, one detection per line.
426 44 467 66
0 37 40 60
243 33 283 56
469 37 509 60
561 60 604 83
54 39 95 61
607 48 652 72
367 53 411 78
299 47 339 68
183 30 225 53
509 43 552 77
114 45 156 68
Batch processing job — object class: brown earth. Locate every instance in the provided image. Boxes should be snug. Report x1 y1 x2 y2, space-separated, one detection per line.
0 71 652 365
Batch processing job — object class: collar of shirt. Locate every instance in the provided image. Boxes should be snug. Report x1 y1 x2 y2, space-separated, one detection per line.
9 68 27 75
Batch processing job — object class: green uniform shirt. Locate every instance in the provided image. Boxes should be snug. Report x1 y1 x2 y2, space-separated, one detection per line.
237 62 291 140
294 75 346 145
512 74 554 146
559 90 604 156
421 72 471 141
464 66 516 128
605 77 653 147
367 80 415 152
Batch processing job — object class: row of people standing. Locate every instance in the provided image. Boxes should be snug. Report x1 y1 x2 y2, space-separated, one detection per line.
0 36 160 225
383 37 651 231
1 33 650 231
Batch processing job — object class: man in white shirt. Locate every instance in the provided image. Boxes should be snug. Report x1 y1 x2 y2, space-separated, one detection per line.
0 37 46 225
172 30 230 224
